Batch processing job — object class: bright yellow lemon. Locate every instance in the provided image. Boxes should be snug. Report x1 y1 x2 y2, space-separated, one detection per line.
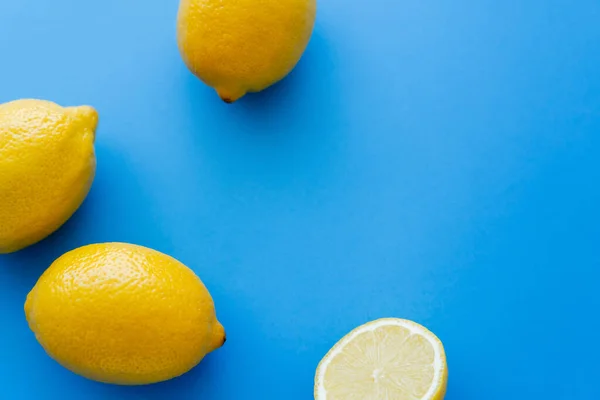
25 243 226 385
0 99 97 254
177 0 317 102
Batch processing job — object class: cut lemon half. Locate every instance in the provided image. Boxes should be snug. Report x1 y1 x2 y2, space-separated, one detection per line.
314 318 447 400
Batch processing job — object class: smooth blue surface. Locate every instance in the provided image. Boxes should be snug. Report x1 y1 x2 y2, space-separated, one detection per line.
1 0 599 398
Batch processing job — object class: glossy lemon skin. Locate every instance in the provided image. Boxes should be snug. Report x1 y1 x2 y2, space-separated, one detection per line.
0 99 97 254
177 0 317 102
25 243 226 385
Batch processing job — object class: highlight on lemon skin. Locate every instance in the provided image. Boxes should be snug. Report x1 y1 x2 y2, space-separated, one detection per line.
0 99 98 254
25 243 226 385
177 0 317 103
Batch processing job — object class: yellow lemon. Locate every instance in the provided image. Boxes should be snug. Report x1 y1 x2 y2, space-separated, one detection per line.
315 318 448 400
25 243 226 385
177 0 317 103
0 99 97 254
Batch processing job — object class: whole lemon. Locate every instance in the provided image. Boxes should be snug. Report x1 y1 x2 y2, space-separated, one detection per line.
0 99 97 254
25 243 226 385
177 0 317 103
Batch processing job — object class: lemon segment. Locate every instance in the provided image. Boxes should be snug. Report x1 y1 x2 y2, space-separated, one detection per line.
315 318 447 400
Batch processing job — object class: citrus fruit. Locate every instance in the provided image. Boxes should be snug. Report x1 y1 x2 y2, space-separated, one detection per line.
177 0 317 103
25 243 226 385
315 318 448 400
0 99 98 254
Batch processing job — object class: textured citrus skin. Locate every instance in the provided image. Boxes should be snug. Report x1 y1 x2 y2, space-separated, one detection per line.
25 243 226 385
0 99 97 254
177 0 317 102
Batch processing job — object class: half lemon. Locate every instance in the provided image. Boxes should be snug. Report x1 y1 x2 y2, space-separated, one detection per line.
314 318 447 400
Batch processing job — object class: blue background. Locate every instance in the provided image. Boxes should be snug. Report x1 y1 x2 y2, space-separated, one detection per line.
1 0 599 399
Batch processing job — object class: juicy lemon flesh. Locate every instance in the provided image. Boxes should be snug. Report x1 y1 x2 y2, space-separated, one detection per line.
316 319 447 400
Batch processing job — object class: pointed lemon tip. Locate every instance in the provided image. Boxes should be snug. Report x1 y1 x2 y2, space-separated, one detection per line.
66 105 99 132
210 321 226 352
216 88 246 104
24 291 33 320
